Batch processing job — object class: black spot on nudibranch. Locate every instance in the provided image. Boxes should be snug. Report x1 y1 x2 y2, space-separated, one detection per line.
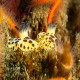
51 35 55 38
45 44 47 46
13 47 14 50
20 44 22 47
8 42 10 44
27 47 29 49
16 44 17 46
23 46 26 49
32 44 34 47
49 41 51 43
31 48 32 49
12 42 14 44
46 38 48 40
49 37 54 42
24 37 30 39
15 41 19 43
23 39 27 42
15 38 18 40
17 38 21 40
9 38 13 41
29 40 32 43
43 42 45 44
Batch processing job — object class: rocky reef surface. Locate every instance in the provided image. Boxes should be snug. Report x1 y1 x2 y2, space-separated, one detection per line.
0 0 80 80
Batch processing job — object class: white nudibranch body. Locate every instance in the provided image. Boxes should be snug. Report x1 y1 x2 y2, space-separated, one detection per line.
37 32 46 42
37 32 57 51
37 23 58 51
7 38 21 51
18 38 39 52
7 37 39 52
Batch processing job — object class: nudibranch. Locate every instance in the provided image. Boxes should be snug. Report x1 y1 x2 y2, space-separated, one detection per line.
8 37 39 53
7 21 39 52
38 35 57 51
8 36 39 52
37 23 58 51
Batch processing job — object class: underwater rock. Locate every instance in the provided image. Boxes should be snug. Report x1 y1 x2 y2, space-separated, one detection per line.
74 33 80 79
0 19 9 79
0 0 80 80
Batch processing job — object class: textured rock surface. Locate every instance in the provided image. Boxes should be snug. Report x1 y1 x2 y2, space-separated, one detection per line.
0 0 80 80
0 8 11 79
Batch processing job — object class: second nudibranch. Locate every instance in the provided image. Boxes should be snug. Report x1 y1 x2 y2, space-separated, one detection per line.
37 23 58 51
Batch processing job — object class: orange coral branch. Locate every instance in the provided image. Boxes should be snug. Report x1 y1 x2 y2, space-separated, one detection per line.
49 77 66 80
7 17 19 37
47 0 62 25
0 7 3 23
